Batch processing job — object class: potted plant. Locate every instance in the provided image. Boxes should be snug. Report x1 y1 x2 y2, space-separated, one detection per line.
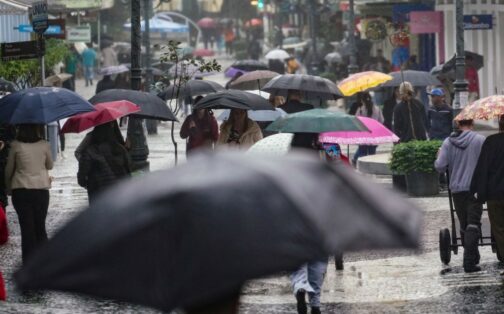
390 140 442 196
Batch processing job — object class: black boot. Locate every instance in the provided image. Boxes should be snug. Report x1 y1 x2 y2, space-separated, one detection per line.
311 306 321 314
296 290 307 314
464 225 482 273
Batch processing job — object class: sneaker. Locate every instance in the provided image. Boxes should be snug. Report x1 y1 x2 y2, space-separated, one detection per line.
296 290 307 314
311 306 321 314
464 265 481 273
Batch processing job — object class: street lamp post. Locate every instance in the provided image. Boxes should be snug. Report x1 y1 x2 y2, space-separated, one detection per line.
453 0 468 123
128 0 150 171
143 0 157 135
308 0 319 74
347 0 358 75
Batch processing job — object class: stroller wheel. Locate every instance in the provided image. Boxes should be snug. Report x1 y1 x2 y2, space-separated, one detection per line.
439 228 451 265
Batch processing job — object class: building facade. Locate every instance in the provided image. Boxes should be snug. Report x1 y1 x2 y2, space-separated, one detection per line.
0 0 32 43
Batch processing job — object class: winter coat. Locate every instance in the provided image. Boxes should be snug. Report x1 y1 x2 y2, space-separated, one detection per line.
393 98 428 142
218 119 263 150
435 130 485 193
77 141 131 200
180 113 219 153
355 104 384 123
96 76 116 94
383 97 400 130
5 140 53 192
471 133 504 202
427 104 453 140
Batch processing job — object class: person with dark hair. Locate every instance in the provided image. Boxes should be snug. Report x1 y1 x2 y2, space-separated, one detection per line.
96 75 116 94
218 109 262 149
352 92 384 165
280 90 313 114
471 115 504 274
5 124 53 263
435 119 485 272
382 87 401 130
427 88 453 140
77 121 131 203
393 82 428 143
180 96 219 156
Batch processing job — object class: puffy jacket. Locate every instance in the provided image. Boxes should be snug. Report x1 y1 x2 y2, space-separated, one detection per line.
427 104 453 140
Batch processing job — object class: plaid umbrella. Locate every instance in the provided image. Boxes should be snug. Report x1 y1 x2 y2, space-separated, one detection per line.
455 95 504 121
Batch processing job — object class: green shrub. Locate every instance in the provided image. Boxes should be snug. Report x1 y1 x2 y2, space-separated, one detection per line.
390 140 442 174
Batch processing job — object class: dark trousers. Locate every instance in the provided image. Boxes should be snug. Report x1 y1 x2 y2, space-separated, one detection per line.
452 191 483 268
12 189 49 263
352 145 377 165
487 200 504 259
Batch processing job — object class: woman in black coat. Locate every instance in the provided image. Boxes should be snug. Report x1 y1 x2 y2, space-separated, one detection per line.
77 121 131 203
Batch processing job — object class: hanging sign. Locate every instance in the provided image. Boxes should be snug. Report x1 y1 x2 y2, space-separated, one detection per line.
464 15 493 30
66 26 91 43
31 1 49 34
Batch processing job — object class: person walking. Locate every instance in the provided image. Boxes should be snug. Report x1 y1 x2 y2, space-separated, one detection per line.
393 81 428 143
435 119 485 272
382 87 401 130
352 92 384 165
82 44 97 87
5 124 53 263
224 26 235 56
77 122 131 203
63 46 79 91
100 45 118 68
96 75 116 94
218 109 262 150
471 115 504 272
180 100 219 156
281 90 314 114
427 88 453 141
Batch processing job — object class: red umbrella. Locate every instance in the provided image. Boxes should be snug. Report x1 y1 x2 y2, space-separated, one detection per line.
61 101 140 133
193 48 215 57
197 17 216 29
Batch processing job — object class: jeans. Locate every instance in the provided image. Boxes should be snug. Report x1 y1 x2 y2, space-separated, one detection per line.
84 66 94 85
12 189 49 263
352 145 377 165
487 200 504 259
290 258 328 307
452 192 483 268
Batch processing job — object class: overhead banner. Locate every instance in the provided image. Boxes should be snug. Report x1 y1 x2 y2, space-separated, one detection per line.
66 26 91 43
49 0 114 9
464 15 493 30
410 11 443 34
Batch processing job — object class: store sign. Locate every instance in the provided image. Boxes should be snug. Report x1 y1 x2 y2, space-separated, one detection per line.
31 1 49 34
49 0 108 9
66 26 91 43
1 40 45 61
464 15 493 30
18 24 62 35
410 11 443 34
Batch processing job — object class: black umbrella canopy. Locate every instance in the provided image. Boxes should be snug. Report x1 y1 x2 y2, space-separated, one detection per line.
192 89 275 111
381 70 441 87
15 151 421 312
443 51 484 72
229 70 280 91
160 80 224 100
262 74 343 100
0 78 16 93
230 60 269 72
89 89 177 121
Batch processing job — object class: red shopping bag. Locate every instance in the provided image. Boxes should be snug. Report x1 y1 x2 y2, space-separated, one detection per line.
0 270 5 301
0 205 8 245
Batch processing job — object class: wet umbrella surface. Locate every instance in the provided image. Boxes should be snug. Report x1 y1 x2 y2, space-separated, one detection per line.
16 152 421 313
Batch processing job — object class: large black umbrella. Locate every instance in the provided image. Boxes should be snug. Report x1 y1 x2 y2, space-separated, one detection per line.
16 152 421 312
230 60 268 72
262 74 343 100
381 70 441 87
89 89 177 121
430 64 455 81
160 80 224 100
228 70 279 90
192 90 275 111
0 78 16 93
443 51 484 72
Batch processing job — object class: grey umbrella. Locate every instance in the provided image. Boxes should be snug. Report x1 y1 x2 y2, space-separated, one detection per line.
193 90 275 111
16 151 421 313
228 70 279 90
160 80 224 100
98 65 130 76
381 70 441 87
262 74 343 100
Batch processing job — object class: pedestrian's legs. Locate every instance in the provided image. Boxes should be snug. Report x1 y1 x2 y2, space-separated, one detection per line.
487 200 504 259
12 189 37 263
352 145 363 166
368 145 377 155
33 190 49 247
290 264 314 314
307 258 328 308
452 192 469 240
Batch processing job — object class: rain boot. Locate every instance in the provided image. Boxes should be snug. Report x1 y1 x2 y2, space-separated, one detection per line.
311 306 321 314
296 290 307 314
464 225 481 273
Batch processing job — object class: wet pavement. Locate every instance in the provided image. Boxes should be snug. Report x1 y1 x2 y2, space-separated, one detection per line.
2 60 504 313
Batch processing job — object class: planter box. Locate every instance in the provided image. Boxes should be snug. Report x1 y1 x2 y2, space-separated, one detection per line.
405 171 439 197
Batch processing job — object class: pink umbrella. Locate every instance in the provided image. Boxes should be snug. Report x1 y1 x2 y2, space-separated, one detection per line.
197 17 216 29
193 48 215 57
319 116 399 145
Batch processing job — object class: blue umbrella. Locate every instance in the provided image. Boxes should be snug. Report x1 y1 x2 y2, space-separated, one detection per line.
0 87 95 124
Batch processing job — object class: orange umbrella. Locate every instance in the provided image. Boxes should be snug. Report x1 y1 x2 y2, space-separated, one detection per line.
455 95 504 121
337 71 393 97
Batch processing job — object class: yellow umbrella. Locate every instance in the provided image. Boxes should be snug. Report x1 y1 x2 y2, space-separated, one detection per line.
337 71 393 96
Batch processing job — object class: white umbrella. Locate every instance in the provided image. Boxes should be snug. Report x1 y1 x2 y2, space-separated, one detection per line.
265 49 290 60
218 108 287 122
247 133 294 156
324 52 343 64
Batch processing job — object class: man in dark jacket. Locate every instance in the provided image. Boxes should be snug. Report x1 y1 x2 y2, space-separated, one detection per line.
383 87 401 130
471 115 504 270
427 88 453 140
435 119 485 272
281 90 314 114
95 75 115 94
393 82 428 142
